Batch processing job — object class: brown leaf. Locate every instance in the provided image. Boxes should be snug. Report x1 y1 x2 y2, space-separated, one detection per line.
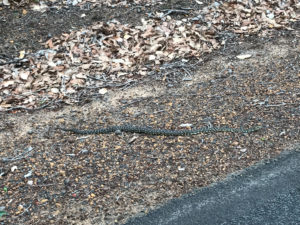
19 71 30 81
2 80 14 87
69 78 85 86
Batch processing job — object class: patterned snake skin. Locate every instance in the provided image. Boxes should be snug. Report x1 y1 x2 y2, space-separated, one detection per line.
60 125 262 136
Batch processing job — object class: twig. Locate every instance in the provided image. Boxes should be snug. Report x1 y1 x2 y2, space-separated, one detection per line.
120 98 147 109
148 8 192 19
1 146 34 162
2 99 62 112
87 75 103 81
264 103 286 107
85 80 136 89
161 9 192 17
0 58 28 66
153 109 165 114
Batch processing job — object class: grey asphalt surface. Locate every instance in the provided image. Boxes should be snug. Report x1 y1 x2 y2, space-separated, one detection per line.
124 147 300 225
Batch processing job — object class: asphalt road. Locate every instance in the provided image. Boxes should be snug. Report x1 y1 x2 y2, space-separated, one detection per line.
124 147 300 225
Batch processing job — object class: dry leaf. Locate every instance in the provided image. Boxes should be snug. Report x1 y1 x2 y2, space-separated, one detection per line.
236 54 252 59
19 50 25 59
51 88 60 94
2 0 10 6
19 71 30 81
3 80 14 87
31 3 48 12
99 88 108 95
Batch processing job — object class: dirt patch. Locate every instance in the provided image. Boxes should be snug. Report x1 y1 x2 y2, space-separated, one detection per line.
1 35 299 224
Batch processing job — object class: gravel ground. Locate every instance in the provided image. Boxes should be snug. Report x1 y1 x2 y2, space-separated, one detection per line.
1 35 299 224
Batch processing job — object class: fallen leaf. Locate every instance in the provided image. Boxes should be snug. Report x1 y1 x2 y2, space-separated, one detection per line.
40 199 48 204
2 0 10 6
236 54 252 59
99 88 108 95
31 2 48 12
45 39 54 49
19 50 25 59
51 88 60 94
149 55 156 61
69 78 85 86
3 80 14 87
19 71 30 80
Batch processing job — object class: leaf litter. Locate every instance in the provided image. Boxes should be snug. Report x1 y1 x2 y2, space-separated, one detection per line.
0 0 299 111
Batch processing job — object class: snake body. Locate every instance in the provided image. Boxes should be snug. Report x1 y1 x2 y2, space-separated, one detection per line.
60 125 261 136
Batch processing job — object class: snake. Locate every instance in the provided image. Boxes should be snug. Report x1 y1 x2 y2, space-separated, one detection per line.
59 125 262 136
